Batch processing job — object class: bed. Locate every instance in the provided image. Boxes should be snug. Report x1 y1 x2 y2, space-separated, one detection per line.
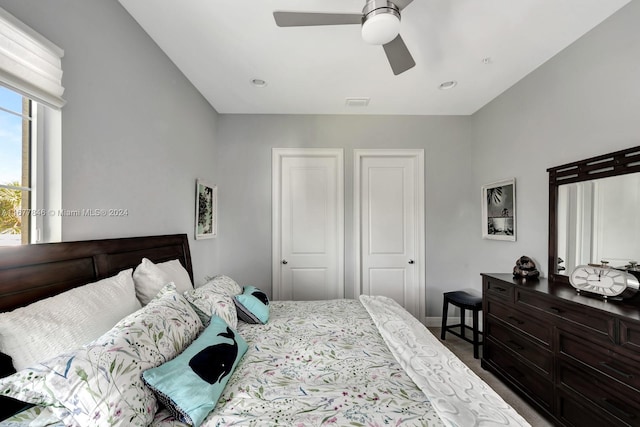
0 234 530 427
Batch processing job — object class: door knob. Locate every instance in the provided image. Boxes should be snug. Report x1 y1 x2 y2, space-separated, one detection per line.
408 259 414 264
282 259 288 265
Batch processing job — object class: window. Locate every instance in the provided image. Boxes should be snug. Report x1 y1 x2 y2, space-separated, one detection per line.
0 86 33 245
0 7 65 246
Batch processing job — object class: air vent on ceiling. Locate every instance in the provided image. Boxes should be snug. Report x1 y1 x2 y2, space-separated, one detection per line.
345 97 370 107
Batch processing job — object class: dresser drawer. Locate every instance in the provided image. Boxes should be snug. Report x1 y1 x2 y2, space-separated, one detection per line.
558 361 640 426
486 300 551 346
484 338 554 412
620 319 640 354
558 330 640 391
483 276 514 302
557 389 623 427
486 318 552 377
515 288 614 337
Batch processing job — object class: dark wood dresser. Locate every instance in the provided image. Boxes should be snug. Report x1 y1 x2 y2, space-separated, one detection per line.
481 273 640 427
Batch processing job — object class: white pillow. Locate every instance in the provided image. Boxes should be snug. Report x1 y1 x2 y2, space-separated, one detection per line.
0 268 141 371
133 258 193 305
157 259 193 290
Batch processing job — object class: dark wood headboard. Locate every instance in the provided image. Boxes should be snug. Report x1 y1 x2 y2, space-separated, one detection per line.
0 233 192 313
0 233 193 419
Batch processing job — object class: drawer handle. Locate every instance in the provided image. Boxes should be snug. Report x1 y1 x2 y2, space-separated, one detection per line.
507 340 525 351
549 307 562 314
493 286 507 293
601 398 635 420
507 316 524 325
600 362 633 379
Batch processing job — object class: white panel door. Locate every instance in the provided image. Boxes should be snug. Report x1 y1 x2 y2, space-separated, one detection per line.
273 149 344 301
355 150 425 320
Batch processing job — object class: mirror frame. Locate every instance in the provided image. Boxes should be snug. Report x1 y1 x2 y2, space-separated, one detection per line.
548 145 640 283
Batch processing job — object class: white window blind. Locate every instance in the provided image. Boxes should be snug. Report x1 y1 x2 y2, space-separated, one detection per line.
0 7 65 110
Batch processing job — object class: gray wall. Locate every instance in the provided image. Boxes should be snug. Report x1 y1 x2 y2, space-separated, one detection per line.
216 114 473 318
2 0 638 318
215 0 640 317
469 0 640 287
0 0 221 283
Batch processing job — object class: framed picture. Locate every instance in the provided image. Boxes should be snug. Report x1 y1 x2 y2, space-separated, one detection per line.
195 179 217 239
482 178 516 241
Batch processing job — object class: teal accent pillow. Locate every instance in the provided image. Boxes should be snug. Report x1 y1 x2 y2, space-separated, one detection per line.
234 285 270 324
142 316 248 427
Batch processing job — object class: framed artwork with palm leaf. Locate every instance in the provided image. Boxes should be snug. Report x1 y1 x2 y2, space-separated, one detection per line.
195 179 217 240
482 178 516 241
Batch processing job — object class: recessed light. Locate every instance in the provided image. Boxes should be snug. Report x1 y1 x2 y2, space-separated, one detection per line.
251 78 267 87
482 57 492 65
438 81 457 90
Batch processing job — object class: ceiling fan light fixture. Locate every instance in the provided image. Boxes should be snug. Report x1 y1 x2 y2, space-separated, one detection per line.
361 1 401 45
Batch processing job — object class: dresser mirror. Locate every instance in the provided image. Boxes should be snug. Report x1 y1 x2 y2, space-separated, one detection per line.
548 145 640 283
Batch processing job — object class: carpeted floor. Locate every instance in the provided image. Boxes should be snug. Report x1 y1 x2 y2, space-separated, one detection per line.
427 327 553 427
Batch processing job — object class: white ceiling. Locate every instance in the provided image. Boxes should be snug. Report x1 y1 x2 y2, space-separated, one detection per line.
118 0 630 116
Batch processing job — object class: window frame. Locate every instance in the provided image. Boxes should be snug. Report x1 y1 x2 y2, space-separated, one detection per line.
0 88 61 245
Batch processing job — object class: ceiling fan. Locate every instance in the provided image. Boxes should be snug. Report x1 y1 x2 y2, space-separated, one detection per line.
274 0 416 75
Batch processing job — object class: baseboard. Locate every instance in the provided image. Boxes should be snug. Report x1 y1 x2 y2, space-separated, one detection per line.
424 316 444 327
423 316 484 330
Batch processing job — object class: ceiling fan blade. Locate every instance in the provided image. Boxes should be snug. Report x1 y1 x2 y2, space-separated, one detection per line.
273 11 362 27
392 0 414 11
382 35 416 75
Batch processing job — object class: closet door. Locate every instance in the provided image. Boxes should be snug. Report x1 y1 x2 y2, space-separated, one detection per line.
354 149 425 320
272 148 344 300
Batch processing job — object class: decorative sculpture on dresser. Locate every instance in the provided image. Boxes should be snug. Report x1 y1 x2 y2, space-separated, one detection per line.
513 255 540 278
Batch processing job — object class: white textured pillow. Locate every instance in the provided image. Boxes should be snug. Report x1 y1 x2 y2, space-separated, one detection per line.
0 268 140 371
158 259 193 290
133 258 193 305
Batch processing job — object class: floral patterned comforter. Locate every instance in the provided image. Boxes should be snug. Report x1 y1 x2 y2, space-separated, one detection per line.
2 297 529 427
152 298 443 426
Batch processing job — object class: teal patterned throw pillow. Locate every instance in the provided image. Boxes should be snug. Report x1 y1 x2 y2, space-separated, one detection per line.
142 315 248 427
234 285 270 324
